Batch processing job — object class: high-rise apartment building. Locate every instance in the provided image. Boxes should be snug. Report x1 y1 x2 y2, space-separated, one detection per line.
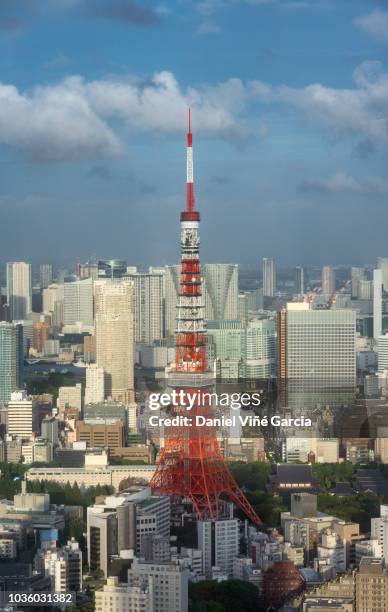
95 280 134 403
374 269 383 340
262 258 276 297
84 364 105 405
0 322 23 405
128 559 188 612
6 262 32 321
63 278 94 326
197 518 239 579
203 264 238 321
295 267 307 295
39 264 53 290
7 390 38 439
322 266 335 295
127 272 164 344
278 303 356 408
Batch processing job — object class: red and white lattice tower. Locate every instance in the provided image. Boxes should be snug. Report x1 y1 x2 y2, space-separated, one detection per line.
150 110 261 526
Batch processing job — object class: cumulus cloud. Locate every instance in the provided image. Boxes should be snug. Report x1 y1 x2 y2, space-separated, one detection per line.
299 171 388 195
0 72 251 162
355 10 388 42
3 60 388 163
250 61 388 143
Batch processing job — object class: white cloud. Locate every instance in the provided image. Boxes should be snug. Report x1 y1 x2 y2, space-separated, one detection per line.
0 72 251 162
250 61 388 143
300 171 388 195
3 60 388 163
0 78 123 162
355 10 388 42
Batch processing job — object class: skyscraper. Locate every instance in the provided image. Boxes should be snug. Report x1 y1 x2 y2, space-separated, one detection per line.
63 278 94 326
127 272 164 344
262 257 276 297
203 264 238 321
351 266 365 299
374 268 383 340
0 322 23 405
278 302 356 408
39 264 53 290
7 390 38 438
378 257 388 292
95 280 134 403
295 267 307 295
6 262 32 321
322 266 335 295
197 518 239 579
245 318 277 379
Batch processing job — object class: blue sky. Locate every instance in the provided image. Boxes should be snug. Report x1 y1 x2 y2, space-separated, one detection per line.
1 0 388 267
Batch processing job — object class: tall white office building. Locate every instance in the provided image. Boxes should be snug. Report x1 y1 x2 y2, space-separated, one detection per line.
262 258 276 297
128 559 188 612
374 269 383 340
279 303 356 408
84 365 105 405
127 272 164 344
197 519 239 579
322 266 335 295
6 262 32 321
7 390 37 439
378 258 388 292
64 278 94 326
95 280 134 403
203 264 238 321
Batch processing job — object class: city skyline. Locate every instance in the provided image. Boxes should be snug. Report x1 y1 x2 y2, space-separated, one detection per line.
1 1 388 265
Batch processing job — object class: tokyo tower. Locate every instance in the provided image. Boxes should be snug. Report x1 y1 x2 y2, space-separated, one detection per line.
150 110 261 526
